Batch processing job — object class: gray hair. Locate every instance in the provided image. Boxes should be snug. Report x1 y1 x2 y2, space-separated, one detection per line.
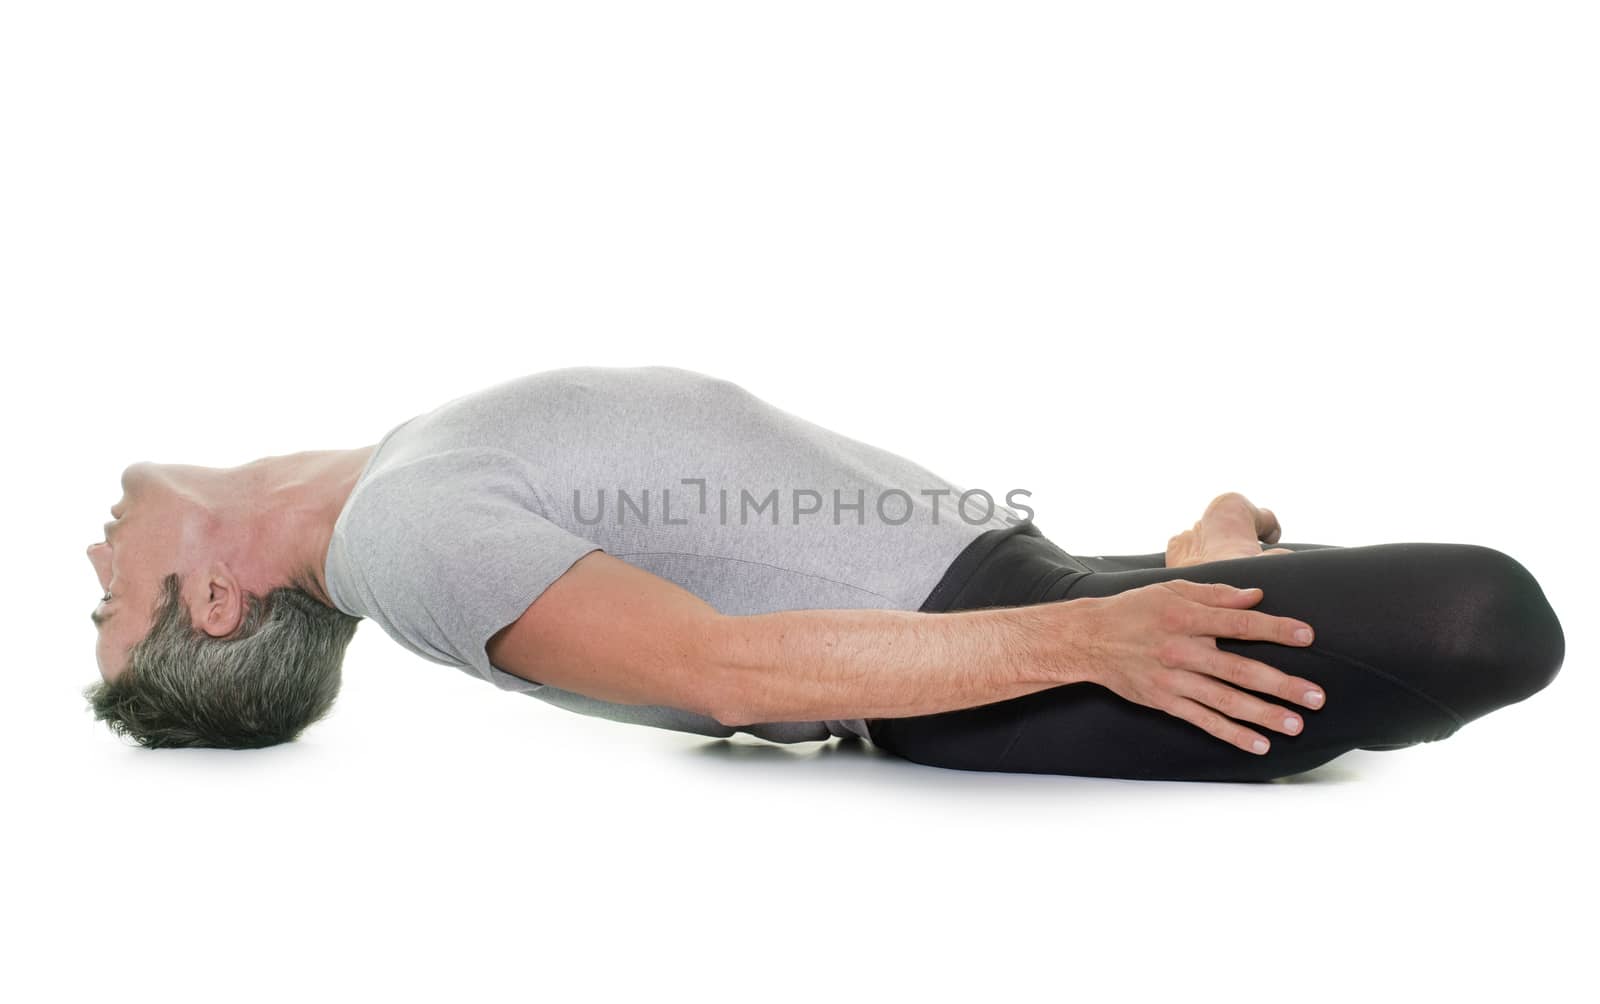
82 570 361 749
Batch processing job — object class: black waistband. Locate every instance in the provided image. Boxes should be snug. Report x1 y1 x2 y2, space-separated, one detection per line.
918 520 1045 612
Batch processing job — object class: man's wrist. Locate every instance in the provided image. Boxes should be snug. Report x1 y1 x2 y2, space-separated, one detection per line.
1005 599 1101 690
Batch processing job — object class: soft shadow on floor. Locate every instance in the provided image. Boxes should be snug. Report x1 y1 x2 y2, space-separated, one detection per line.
683 734 1374 793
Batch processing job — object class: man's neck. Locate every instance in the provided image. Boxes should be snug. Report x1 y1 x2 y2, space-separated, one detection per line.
230 446 377 607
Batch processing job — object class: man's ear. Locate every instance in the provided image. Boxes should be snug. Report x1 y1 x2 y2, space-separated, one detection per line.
193 562 248 639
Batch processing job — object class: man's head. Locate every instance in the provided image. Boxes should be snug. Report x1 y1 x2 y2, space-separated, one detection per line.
83 461 361 749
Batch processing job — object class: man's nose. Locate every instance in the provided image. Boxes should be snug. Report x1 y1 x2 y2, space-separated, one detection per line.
120 461 152 495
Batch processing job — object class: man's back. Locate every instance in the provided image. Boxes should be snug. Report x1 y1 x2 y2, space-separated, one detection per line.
325 365 1024 742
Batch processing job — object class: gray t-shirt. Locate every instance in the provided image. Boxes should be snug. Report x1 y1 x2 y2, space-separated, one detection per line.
324 365 1024 743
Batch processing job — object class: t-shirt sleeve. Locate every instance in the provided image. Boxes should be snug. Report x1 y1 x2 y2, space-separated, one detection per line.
340 452 603 693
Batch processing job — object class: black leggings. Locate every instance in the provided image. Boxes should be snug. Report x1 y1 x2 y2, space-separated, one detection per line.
865 521 1566 782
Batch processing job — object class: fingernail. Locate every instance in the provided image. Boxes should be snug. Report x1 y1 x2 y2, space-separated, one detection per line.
1295 627 1313 644
1283 716 1300 734
1252 739 1270 754
1304 690 1324 708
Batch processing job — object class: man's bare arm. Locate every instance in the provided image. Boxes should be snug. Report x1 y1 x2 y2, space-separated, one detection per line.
703 605 1090 726
488 550 1322 754
484 550 1085 725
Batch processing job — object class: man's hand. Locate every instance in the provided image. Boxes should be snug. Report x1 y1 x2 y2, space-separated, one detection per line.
1078 581 1324 755
1166 492 1296 568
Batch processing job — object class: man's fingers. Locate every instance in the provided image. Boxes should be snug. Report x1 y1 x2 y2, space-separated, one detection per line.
1158 583 1315 645
1164 695 1273 755
1186 645 1327 713
1194 602 1315 648
1178 673 1304 737
1162 579 1264 607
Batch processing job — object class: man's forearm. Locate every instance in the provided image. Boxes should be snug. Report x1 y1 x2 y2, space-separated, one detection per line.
701 602 1099 726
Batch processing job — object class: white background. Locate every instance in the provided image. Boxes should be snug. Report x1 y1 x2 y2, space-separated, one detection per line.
3 2 1594 1001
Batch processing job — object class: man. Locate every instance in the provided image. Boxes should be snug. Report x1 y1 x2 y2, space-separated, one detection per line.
86 366 1562 781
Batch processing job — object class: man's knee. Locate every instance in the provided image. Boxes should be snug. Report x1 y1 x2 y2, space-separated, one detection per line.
1438 545 1565 719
